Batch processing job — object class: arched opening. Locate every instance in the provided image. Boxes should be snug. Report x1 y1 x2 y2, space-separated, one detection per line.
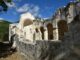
58 20 68 40
40 27 44 40
47 23 53 40
23 19 33 27
33 33 35 40
35 28 39 33
10 34 16 46
33 28 39 40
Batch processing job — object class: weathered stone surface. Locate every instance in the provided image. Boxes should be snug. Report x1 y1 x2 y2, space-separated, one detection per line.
16 40 61 60
15 17 80 60
15 38 79 60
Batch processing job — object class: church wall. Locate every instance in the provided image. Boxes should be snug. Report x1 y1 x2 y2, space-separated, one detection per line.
23 25 34 42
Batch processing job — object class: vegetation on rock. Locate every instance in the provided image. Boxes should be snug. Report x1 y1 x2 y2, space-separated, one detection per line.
0 20 11 42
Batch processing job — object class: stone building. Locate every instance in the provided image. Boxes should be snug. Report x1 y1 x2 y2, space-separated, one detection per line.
9 1 80 42
9 1 80 60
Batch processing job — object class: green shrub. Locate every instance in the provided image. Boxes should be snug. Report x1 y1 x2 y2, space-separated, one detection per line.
0 20 11 42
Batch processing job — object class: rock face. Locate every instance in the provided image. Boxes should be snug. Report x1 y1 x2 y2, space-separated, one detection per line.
16 40 61 60
16 39 80 60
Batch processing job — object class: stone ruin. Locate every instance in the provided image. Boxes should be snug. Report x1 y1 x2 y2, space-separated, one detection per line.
9 1 80 60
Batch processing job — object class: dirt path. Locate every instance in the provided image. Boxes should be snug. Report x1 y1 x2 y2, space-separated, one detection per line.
0 42 24 60
0 52 24 60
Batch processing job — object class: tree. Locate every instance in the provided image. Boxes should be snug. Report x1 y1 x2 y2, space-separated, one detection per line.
0 0 12 12
77 0 80 2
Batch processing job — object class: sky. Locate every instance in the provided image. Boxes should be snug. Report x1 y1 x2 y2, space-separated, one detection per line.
0 0 76 22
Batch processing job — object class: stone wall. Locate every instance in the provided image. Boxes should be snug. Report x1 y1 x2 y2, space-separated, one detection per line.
67 17 80 48
16 39 62 60
15 36 80 60
16 38 80 60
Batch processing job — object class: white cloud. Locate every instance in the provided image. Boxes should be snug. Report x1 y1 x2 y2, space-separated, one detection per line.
0 18 4 20
38 14 42 18
30 6 40 16
7 2 15 7
17 4 40 16
17 4 30 12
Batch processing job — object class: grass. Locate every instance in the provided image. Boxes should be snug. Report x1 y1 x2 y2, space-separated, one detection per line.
0 20 11 42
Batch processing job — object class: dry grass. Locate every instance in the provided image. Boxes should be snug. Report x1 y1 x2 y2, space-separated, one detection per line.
0 52 24 60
